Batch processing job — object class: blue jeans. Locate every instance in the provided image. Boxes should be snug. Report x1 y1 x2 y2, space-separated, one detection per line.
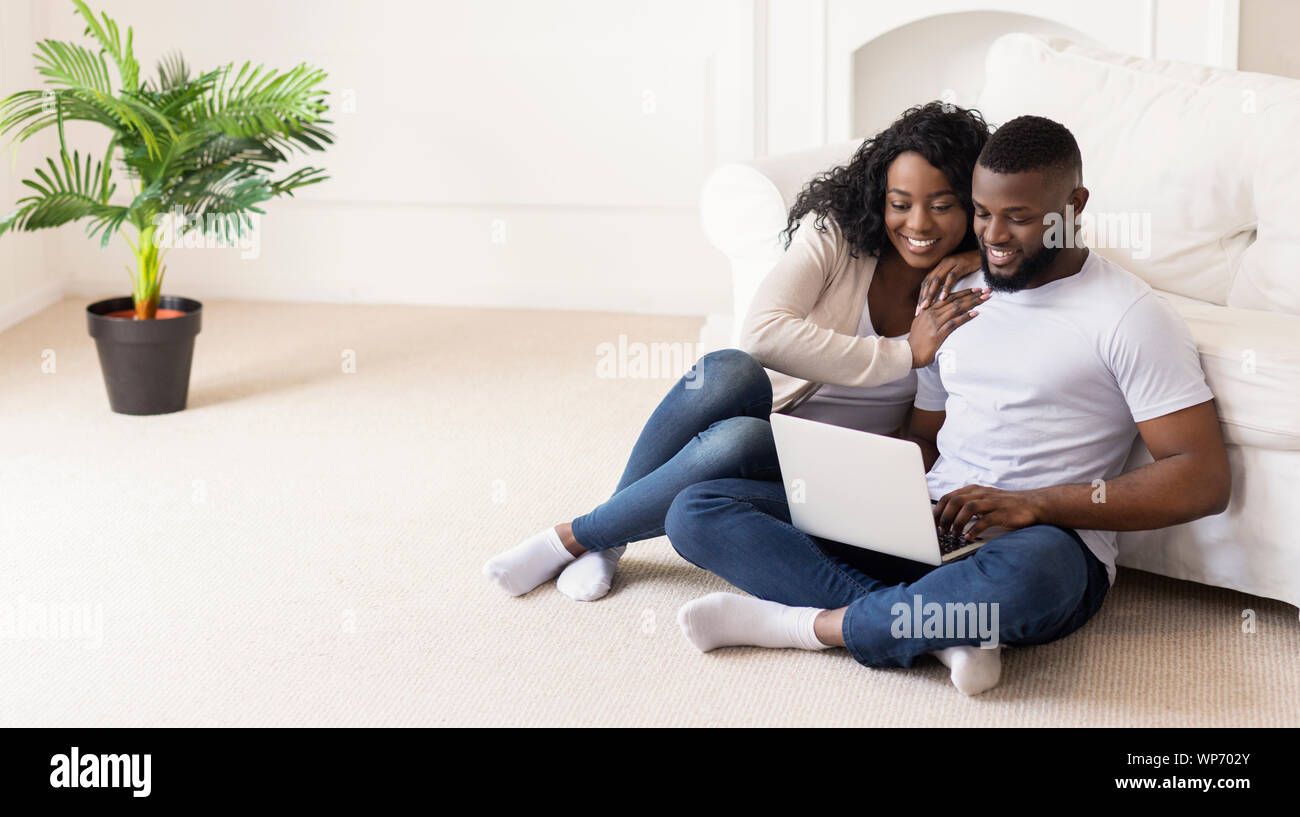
664 478 1110 668
569 349 780 552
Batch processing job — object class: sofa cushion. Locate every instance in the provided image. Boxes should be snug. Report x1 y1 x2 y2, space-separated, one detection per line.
1161 291 1300 450
976 34 1300 315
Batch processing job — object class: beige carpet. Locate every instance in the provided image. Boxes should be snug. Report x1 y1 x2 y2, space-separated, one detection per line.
2 297 1297 727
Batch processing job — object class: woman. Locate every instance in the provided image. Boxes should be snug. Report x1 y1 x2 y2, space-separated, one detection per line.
484 102 992 601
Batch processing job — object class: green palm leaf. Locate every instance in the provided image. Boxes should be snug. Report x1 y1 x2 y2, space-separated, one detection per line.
1 88 168 158
269 166 329 197
0 150 126 246
34 39 113 94
71 0 139 92
0 90 58 141
149 52 192 92
165 166 275 245
194 62 331 139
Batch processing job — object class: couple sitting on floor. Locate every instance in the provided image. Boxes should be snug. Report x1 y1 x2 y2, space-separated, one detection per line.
483 103 1230 696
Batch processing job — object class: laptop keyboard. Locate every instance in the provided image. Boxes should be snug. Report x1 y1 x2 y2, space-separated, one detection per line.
938 529 971 555
930 502 979 557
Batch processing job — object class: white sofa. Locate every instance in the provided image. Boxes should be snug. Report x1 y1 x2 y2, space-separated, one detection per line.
699 34 1300 611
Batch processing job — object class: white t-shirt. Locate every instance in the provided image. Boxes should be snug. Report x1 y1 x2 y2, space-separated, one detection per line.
790 282 917 435
914 251 1214 583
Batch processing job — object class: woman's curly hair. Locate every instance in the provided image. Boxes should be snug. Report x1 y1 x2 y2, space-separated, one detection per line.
782 102 991 257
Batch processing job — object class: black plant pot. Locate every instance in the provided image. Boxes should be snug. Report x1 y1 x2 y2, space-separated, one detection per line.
86 296 203 415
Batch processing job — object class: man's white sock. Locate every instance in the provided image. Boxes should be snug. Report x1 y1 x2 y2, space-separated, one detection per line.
482 527 575 597
932 645 1002 696
556 545 625 602
677 592 831 653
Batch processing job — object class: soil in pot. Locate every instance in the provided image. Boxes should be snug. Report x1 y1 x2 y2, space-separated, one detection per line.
104 308 189 320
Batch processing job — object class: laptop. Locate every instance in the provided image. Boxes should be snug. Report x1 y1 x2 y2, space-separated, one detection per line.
769 413 1008 565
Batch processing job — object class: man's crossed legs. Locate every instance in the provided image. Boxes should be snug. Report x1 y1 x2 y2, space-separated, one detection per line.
664 478 1110 695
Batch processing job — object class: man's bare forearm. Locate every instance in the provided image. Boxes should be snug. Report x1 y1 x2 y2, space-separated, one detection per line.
1028 451 1230 532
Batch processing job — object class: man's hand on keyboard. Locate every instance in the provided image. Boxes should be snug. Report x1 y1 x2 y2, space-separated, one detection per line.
934 485 1042 540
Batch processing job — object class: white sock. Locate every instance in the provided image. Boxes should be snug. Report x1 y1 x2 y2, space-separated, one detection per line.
482 527 575 597
932 645 1002 696
556 544 625 602
677 592 831 653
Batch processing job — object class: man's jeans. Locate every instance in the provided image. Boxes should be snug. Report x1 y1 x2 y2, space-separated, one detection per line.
665 478 1110 668
570 349 779 552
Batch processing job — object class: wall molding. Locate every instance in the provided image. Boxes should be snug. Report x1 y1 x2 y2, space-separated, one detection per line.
1209 0 1241 69
783 0 1240 143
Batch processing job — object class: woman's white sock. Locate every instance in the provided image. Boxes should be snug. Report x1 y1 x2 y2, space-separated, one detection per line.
677 592 830 653
556 545 625 601
482 527 575 597
932 645 1002 696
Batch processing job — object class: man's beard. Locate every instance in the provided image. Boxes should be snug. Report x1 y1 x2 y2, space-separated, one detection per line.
980 242 1062 293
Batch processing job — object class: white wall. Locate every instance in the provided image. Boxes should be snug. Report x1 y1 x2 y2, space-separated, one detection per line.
7 0 1277 326
1239 0 1300 79
10 0 756 317
0 1 61 332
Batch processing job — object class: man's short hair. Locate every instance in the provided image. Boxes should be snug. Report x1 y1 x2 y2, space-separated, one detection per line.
977 115 1082 185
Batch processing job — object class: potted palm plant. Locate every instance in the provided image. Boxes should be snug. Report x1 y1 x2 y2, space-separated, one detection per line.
0 0 333 414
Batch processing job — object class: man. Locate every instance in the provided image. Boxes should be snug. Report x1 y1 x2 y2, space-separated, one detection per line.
663 115 1231 696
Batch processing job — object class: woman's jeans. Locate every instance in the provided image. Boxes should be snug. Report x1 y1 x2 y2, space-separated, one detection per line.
569 349 780 552
664 478 1110 668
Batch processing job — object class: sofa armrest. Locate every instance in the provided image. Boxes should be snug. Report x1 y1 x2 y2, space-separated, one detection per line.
699 140 862 261
699 141 862 341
